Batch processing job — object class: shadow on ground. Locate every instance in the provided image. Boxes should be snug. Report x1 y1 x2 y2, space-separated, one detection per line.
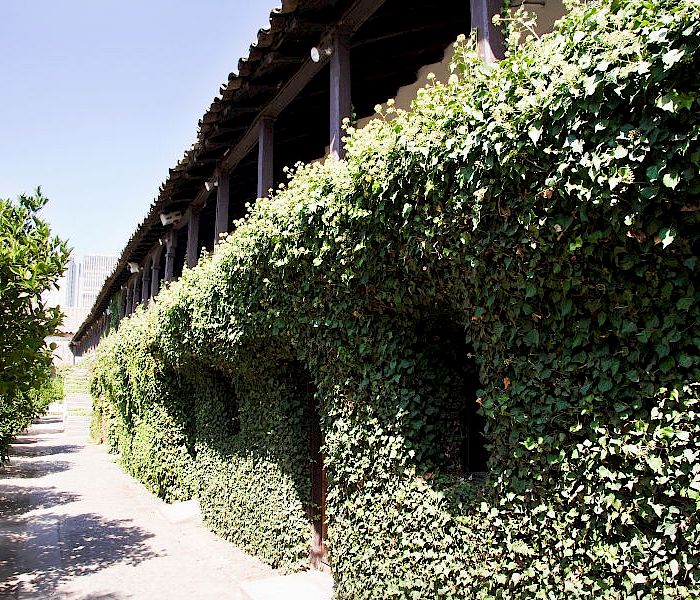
33 416 64 424
74 594 130 600
0 513 159 598
0 459 72 479
10 442 81 458
0 484 80 518
59 513 160 575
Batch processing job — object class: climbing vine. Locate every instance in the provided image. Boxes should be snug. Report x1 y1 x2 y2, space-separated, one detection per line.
92 1 700 597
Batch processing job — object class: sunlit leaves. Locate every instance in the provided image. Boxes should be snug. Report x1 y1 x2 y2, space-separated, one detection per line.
0 190 69 458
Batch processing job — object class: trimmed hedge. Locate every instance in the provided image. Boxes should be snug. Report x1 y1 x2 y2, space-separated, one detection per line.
92 1 700 597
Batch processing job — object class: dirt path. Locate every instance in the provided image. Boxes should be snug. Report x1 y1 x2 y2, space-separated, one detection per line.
0 406 276 600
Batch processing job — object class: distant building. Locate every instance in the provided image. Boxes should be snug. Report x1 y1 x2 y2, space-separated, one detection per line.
43 253 117 365
65 256 80 307
77 255 117 309
64 254 117 310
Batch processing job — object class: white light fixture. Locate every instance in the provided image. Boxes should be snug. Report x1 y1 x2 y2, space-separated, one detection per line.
128 262 140 273
310 45 333 63
205 181 212 192
159 211 182 226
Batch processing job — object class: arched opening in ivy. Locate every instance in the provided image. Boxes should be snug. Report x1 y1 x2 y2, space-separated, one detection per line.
285 359 328 571
411 317 488 480
190 366 241 447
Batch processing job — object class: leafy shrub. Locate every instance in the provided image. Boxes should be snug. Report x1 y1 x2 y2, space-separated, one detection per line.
92 1 699 597
0 190 69 458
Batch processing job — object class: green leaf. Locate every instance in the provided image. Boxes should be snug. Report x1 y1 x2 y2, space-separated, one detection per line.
524 329 540 346
659 227 675 248
676 297 693 310
598 379 613 393
528 127 542 145
662 48 685 68
662 173 680 189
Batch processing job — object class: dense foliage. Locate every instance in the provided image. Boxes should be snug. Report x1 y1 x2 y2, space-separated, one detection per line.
92 1 699 597
0 190 69 458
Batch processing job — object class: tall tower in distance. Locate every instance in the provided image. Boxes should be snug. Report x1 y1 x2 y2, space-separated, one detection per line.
78 255 117 309
65 255 81 307
64 254 117 310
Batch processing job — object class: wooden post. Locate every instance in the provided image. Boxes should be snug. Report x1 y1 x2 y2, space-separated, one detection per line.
164 230 177 281
125 280 133 316
141 256 151 304
470 0 505 62
133 274 142 310
151 246 162 298
187 208 200 269
215 169 230 243
119 286 126 319
257 118 274 198
330 32 351 160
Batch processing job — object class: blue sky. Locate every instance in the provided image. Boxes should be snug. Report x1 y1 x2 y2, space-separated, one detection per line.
0 1 274 256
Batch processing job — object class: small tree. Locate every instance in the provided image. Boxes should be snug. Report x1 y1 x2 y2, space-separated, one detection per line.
0 189 69 458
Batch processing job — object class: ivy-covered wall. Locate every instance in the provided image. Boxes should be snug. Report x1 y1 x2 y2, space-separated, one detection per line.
91 1 700 597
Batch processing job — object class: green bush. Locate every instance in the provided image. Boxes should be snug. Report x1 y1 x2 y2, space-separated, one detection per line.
92 1 699 597
35 373 64 409
0 190 69 458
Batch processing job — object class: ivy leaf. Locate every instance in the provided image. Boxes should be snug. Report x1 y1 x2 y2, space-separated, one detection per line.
662 48 685 68
524 329 539 346
670 559 680 577
598 379 613 393
662 173 680 189
677 297 693 310
528 127 542 145
659 227 675 248
613 146 628 159
646 165 660 182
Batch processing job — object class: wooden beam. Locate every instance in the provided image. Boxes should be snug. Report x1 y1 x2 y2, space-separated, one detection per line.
215 169 230 241
187 208 200 269
257 118 274 198
470 0 505 62
330 32 351 160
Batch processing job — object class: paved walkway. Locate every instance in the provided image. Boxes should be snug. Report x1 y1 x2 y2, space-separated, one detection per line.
0 397 278 600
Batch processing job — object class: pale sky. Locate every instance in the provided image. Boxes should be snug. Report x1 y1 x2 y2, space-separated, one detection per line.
0 1 275 257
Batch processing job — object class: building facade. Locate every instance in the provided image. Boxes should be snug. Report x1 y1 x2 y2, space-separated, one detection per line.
65 254 118 310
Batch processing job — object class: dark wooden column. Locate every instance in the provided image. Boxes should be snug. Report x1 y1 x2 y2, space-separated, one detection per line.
125 280 133 316
215 169 230 243
330 32 351 160
141 256 151 304
257 118 274 198
470 0 505 62
133 274 142 311
187 208 200 269
119 286 126 319
164 230 177 281
149 247 161 299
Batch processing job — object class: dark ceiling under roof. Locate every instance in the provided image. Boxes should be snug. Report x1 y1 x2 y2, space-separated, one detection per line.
74 0 471 347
